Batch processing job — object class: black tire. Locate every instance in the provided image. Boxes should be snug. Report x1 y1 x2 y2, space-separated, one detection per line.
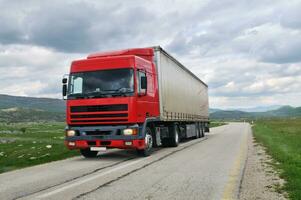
80 148 98 158
169 124 180 147
196 130 200 139
137 127 153 157
150 126 158 147
204 123 210 132
161 138 170 147
195 123 200 139
200 125 205 137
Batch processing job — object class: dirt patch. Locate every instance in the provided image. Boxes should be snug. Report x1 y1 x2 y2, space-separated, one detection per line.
0 138 16 144
239 135 288 200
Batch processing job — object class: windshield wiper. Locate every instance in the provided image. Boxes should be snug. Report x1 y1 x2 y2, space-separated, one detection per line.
68 93 86 99
84 91 108 98
111 88 133 94
68 92 107 99
69 89 134 99
110 88 134 97
86 88 133 97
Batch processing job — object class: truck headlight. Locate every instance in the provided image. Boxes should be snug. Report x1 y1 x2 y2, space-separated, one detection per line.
123 128 137 135
66 130 76 137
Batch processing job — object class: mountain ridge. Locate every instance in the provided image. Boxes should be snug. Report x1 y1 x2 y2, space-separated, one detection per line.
0 94 300 121
210 105 301 119
0 94 65 113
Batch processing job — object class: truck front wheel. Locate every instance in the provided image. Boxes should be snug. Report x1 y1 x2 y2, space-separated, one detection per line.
80 148 98 158
137 127 153 157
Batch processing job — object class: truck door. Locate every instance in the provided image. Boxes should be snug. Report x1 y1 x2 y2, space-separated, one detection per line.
136 70 148 122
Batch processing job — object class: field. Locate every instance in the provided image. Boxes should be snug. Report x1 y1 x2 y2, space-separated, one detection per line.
253 118 301 200
210 121 227 128
0 122 78 174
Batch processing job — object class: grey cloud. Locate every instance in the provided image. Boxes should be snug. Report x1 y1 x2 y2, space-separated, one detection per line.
0 0 301 108
38 79 62 97
0 1 157 53
26 2 96 53
0 20 23 44
0 5 26 44
260 40 301 64
0 44 80 97
167 1 301 64
234 24 301 64
279 2 301 29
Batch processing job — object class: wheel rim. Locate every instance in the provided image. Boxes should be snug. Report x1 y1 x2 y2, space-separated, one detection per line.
145 132 153 150
175 129 179 143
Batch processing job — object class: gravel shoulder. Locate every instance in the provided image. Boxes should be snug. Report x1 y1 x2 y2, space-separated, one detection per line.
239 133 288 200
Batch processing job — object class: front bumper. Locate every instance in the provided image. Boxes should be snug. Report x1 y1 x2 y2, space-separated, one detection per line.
65 139 145 150
64 124 145 150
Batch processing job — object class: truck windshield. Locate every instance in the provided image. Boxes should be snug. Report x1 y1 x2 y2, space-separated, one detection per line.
67 68 134 99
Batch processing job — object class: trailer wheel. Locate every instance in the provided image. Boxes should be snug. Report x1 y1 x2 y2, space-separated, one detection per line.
196 129 200 139
137 127 153 157
195 123 200 139
161 138 170 147
200 125 205 137
169 124 179 147
80 148 98 158
161 138 169 147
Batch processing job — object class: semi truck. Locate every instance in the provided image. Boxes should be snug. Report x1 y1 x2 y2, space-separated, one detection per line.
62 46 209 158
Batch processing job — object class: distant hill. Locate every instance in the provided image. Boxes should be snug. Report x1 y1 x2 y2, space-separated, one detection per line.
0 94 300 122
0 94 65 122
211 105 285 113
0 107 65 123
210 106 301 120
229 105 284 112
209 108 223 114
210 110 251 120
0 94 65 113
264 106 301 117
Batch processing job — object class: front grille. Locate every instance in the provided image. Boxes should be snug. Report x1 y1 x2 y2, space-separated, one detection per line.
69 104 129 124
88 141 96 146
100 141 111 146
71 113 128 119
71 104 128 113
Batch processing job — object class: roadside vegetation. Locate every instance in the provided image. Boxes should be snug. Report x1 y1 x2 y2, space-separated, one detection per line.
210 121 227 128
253 118 301 200
0 122 78 174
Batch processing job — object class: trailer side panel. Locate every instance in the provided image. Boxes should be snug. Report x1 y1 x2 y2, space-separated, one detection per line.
154 47 209 122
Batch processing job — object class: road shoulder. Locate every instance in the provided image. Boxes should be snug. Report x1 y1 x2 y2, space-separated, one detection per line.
239 134 288 200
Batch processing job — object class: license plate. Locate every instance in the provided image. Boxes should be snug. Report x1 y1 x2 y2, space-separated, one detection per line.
90 147 107 151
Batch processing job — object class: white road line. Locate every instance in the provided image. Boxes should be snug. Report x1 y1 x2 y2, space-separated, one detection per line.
35 137 205 199
36 159 144 199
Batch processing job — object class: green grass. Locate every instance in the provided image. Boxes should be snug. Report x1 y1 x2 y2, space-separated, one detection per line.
253 118 301 200
210 121 227 128
0 122 78 174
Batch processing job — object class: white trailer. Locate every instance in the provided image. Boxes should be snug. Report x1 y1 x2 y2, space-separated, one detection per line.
153 46 209 122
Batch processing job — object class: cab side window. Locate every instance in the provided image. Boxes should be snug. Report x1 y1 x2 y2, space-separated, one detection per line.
137 71 146 94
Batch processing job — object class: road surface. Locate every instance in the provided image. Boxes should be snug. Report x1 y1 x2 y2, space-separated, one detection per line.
0 123 251 200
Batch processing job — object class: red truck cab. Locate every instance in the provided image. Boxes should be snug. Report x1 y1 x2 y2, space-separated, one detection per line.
63 48 160 157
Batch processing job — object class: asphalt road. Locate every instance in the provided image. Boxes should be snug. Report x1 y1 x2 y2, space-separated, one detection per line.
0 123 251 200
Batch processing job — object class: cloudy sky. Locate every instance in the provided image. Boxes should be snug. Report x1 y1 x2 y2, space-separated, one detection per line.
0 0 300 109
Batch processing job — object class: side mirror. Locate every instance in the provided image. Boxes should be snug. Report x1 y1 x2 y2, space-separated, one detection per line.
141 76 147 90
62 77 68 100
62 78 68 84
62 84 67 97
